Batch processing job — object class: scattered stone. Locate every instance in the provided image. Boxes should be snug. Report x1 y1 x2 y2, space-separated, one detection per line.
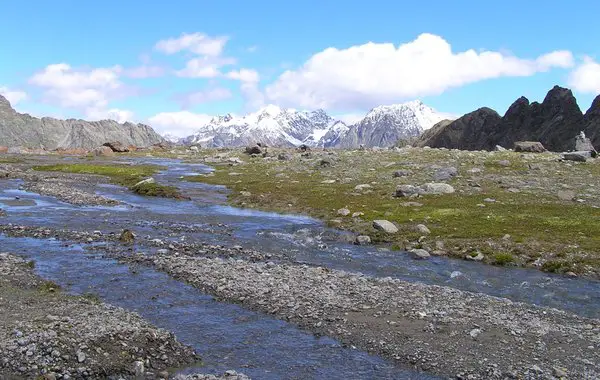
132 177 155 188
355 235 372 245
277 153 292 161
351 212 364 218
319 158 333 167
433 167 458 181
562 151 591 162
496 160 511 167
421 183 455 195
119 229 135 244
483 198 496 203
410 249 430 259
373 220 398 234
469 328 482 339
494 145 507 151
393 170 412 178
557 190 576 201
244 145 262 155
415 224 431 235
240 191 252 197
466 251 485 261
337 208 351 216
395 184 420 197
354 184 372 192
514 141 547 153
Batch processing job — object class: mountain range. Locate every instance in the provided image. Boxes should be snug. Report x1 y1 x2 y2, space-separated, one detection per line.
417 86 600 152
179 101 447 148
0 95 164 150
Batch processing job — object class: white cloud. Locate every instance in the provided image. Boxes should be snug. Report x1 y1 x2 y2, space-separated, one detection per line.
155 32 228 57
29 63 123 110
0 86 28 105
226 69 260 83
177 87 232 108
176 57 236 78
148 111 214 137
536 51 575 70
124 65 165 79
86 107 135 123
246 45 258 53
265 33 576 110
568 56 600 94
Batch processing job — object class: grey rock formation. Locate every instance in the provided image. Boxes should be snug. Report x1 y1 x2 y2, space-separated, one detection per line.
0 95 164 149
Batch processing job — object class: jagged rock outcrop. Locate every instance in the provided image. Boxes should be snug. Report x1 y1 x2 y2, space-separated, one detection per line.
418 86 593 152
0 95 164 150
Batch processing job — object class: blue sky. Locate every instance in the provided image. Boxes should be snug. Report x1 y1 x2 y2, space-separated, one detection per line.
1 0 599 136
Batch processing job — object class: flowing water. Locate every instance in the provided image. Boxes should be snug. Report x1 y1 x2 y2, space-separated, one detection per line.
1 156 599 378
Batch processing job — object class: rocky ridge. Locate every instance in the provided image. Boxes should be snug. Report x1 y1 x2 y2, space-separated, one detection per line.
418 86 600 152
0 95 165 150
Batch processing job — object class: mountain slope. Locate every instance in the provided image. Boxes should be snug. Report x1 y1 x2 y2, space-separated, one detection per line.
0 95 164 149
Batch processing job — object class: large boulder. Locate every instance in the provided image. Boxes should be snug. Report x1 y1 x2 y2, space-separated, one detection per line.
103 141 129 152
245 145 263 155
92 146 115 157
514 141 546 153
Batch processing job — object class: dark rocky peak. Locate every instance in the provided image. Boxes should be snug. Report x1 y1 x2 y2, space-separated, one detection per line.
541 85 583 116
503 96 531 119
585 94 600 119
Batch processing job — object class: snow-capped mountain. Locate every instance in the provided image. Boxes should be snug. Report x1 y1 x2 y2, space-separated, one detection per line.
336 101 447 148
161 133 183 144
179 101 449 148
182 105 341 147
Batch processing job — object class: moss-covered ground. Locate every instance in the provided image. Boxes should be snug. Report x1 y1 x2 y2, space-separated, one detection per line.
186 147 600 278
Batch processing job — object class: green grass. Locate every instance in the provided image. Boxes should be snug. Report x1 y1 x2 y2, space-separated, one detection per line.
33 163 186 199
492 252 516 266
38 280 61 293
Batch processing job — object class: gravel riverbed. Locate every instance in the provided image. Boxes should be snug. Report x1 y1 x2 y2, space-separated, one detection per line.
142 254 600 380
0 252 198 379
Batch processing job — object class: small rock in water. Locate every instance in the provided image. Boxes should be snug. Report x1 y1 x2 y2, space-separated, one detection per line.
410 249 430 259
354 235 372 245
450 271 463 279
119 229 135 244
